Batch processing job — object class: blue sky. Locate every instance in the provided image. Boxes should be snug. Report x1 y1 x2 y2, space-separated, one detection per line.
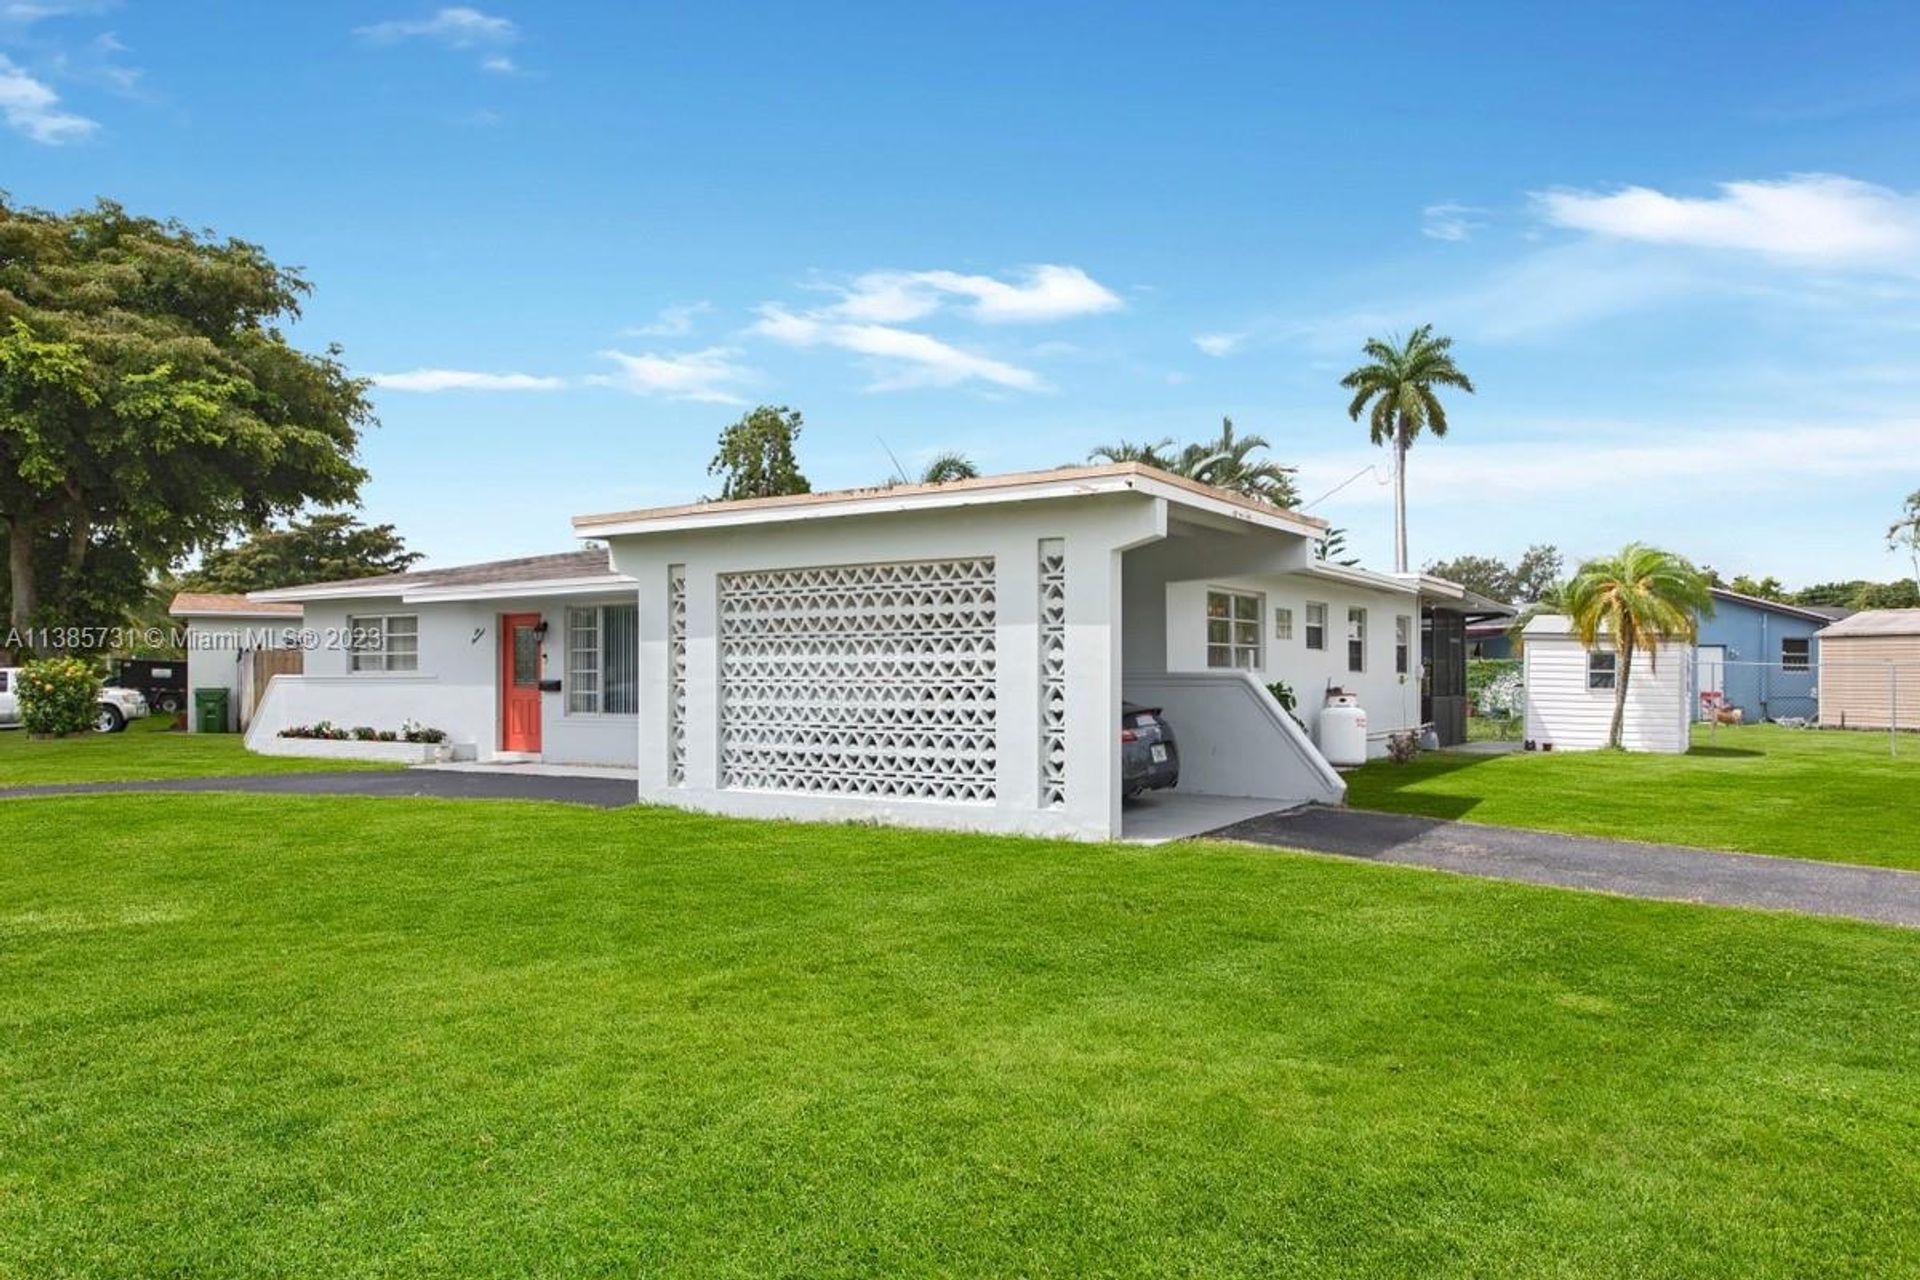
7 1 1920 587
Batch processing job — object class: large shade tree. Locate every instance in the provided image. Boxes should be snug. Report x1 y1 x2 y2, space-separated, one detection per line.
1563 543 1713 750
709 405 810 501
0 197 371 646
182 511 419 593
1339 324 1475 572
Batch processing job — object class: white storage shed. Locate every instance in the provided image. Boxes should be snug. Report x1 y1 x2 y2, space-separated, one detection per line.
1522 614 1692 754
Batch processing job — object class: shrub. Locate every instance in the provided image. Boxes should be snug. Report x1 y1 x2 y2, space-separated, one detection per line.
1385 730 1422 765
276 721 446 744
18 657 100 737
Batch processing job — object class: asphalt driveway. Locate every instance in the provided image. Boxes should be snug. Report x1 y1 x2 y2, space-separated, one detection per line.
1210 806 1920 930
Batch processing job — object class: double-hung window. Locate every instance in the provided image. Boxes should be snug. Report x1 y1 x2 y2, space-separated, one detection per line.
1347 607 1368 673
348 614 418 672
566 603 638 714
1395 615 1412 675
1781 637 1811 673
1587 651 1617 689
1206 589 1263 670
1304 602 1328 651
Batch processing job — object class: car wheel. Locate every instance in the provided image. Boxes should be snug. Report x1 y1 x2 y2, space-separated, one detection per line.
156 694 181 714
94 704 125 734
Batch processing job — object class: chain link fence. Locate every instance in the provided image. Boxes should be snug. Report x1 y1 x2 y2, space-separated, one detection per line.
1696 655 1919 755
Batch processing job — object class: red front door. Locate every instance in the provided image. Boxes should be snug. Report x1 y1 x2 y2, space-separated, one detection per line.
500 613 543 753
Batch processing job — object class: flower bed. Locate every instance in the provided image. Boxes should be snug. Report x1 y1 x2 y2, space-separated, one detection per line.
261 720 452 764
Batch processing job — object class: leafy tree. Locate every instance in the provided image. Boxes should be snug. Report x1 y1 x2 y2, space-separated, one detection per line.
1423 544 1562 604
1316 525 1361 567
1726 573 1787 601
1087 418 1298 506
1087 437 1177 469
1563 543 1713 750
709 405 809 501
1889 488 1920 592
917 451 978 484
1175 417 1299 506
1852 579 1920 609
0 197 371 648
182 511 419 593
1794 580 1864 608
1340 324 1476 572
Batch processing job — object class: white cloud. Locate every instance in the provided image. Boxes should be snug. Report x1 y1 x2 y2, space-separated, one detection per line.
1193 332 1245 358
1298 421 1920 508
371 368 566 392
479 54 517 74
1422 202 1487 242
753 306 1044 392
626 302 711 338
826 264 1123 325
355 7 517 47
0 53 95 143
591 346 750 403
1536 174 1920 266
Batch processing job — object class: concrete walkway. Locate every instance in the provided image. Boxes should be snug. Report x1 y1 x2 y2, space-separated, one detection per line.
0 770 636 807
1208 806 1920 930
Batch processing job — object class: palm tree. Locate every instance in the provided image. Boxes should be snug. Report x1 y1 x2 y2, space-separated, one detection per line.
1504 580 1567 654
1174 417 1300 505
919 451 979 484
1562 544 1712 750
1087 437 1177 469
1339 324 1475 573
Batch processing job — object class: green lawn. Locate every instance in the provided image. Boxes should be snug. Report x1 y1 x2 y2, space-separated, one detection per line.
3 794 1916 1277
1346 724 1920 870
0 714 398 786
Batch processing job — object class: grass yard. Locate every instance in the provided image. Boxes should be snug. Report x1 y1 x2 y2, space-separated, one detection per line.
0 714 398 786
1347 724 1920 870
3 794 1917 1277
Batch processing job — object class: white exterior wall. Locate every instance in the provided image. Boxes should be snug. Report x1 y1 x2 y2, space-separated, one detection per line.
606 493 1166 840
181 615 298 733
1160 573 1424 757
248 590 639 766
1523 630 1691 753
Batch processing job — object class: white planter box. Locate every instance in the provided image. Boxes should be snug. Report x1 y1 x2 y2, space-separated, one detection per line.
256 737 450 765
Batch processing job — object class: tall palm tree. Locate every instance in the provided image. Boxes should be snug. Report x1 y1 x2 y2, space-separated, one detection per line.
918 451 979 484
1339 324 1475 572
1087 437 1177 469
1563 543 1712 750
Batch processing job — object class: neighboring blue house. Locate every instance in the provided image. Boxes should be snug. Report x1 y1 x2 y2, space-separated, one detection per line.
1467 620 1513 660
1696 588 1850 723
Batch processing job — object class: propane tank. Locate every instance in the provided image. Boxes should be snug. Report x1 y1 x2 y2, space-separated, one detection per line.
1317 689 1369 766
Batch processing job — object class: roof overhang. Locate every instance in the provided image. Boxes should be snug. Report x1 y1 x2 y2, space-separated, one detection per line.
251 574 634 606
571 463 1328 543
169 607 304 621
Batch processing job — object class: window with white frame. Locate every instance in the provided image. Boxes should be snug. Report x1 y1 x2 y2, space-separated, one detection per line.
1395 615 1412 675
348 614 418 672
1304 601 1327 651
566 603 638 714
1206 589 1264 670
1587 650 1617 689
1781 637 1811 673
1274 605 1293 641
1347 607 1367 672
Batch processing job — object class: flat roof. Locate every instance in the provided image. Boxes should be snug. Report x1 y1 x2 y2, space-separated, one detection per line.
168 591 302 619
572 462 1330 540
1817 608 1920 638
251 547 629 604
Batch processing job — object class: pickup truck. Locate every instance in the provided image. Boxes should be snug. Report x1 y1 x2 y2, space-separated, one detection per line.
0 667 151 733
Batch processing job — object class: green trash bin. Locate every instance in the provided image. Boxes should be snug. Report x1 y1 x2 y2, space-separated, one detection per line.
194 687 231 734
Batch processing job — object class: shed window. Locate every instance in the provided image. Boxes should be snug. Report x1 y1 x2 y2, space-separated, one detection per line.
1395 615 1413 675
1781 637 1810 673
1206 589 1264 670
1347 607 1367 673
566 603 638 714
1587 650 1617 690
1304 601 1328 651
1274 606 1293 641
348 614 418 672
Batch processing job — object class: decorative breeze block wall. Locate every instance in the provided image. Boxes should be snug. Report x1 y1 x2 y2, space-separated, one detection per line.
717 557 998 801
1038 539 1067 808
667 564 687 784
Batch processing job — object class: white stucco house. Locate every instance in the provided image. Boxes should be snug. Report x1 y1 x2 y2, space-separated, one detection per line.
168 592 305 732
1521 614 1692 753
245 464 1505 839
